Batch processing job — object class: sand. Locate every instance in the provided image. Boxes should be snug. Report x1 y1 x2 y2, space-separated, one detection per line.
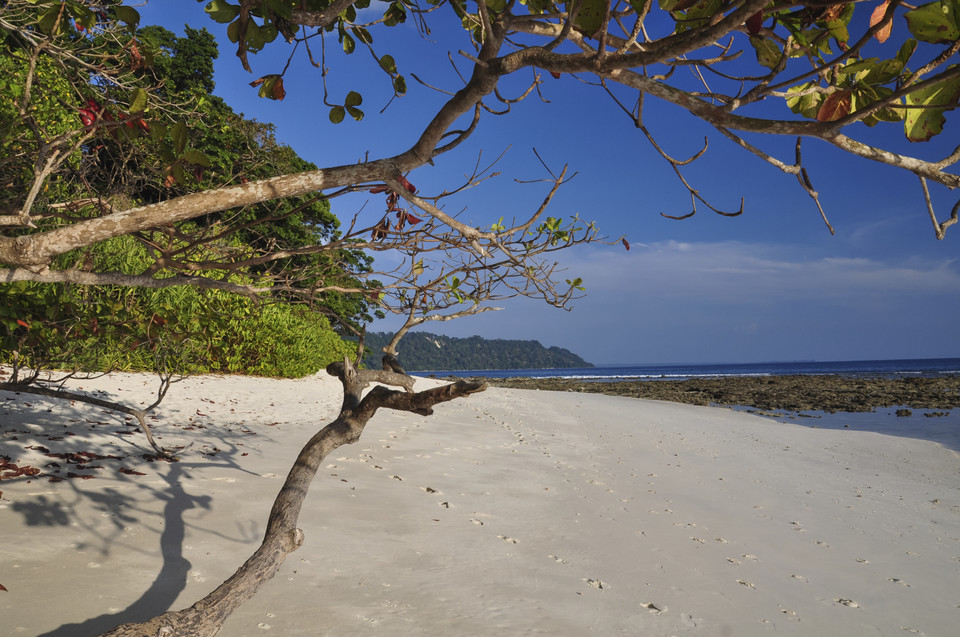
1 371 958 636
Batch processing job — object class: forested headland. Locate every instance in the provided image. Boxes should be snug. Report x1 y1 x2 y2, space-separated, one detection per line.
359 331 592 371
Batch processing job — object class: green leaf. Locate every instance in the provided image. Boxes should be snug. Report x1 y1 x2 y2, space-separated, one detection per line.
128 87 148 114
114 5 141 30
345 91 363 107
823 19 849 44
205 0 241 24
785 82 823 119
674 0 722 33
379 54 397 75
181 149 212 167
342 33 355 54
863 59 904 85
255 75 277 99
171 121 187 155
904 74 960 141
346 106 364 121
329 106 345 124
565 0 606 37
149 122 168 141
836 58 878 79
905 1 960 44
897 39 918 65
352 26 373 44
393 75 407 95
749 36 781 69
226 19 241 44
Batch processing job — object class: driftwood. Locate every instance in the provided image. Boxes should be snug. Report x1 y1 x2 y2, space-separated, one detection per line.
100 357 486 637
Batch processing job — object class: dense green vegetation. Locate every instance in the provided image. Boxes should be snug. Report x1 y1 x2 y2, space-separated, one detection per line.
1 17 370 378
360 331 592 371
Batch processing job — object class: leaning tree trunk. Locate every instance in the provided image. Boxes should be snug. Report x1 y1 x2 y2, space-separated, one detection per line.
100 358 485 637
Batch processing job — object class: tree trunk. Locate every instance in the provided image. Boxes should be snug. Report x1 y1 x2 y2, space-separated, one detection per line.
99 360 485 637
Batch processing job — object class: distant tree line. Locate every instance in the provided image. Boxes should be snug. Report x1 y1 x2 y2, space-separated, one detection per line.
360 332 593 371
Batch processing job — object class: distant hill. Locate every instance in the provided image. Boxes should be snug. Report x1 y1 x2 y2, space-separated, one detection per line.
358 332 593 371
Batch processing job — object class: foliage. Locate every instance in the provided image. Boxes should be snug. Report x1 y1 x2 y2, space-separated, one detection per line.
1 235 355 377
0 10 371 376
359 331 593 371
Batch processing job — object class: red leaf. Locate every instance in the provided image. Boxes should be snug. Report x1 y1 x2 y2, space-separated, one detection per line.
78 109 95 128
622 237 630 251
119 468 147 476
550 71 561 79
746 11 764 35
398 175 417 194
405 212 422 225
817 89 852 122
0 582 7 592
272 77 286 100
869 0 892 43
16 319 29 328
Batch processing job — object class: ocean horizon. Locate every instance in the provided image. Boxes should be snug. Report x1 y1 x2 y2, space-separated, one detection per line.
411 356 960 381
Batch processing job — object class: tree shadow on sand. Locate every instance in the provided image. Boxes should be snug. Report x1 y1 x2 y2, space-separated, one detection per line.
37 460 212 637
0 392 263 637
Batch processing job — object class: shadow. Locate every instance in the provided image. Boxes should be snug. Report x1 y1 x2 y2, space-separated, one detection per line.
38 461 212 637
11 495 71 526
1 381 280 635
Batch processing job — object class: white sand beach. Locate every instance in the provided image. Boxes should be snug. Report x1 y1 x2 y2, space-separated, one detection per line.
2 371 958 636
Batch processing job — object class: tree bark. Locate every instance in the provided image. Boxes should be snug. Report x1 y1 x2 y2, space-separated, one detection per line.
99 361 485 637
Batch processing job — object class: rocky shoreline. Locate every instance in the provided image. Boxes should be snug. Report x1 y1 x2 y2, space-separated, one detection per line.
469 374 960 413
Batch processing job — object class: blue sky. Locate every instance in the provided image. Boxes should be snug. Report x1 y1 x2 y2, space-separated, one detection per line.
139 1 960 365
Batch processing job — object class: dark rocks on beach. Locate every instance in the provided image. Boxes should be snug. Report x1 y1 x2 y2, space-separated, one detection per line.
476 375 960 413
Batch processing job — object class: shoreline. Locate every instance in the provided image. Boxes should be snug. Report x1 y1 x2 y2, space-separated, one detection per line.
473 374 960 412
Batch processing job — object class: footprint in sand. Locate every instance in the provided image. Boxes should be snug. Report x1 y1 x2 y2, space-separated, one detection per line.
888 578 910 587
470 518 484 526
584 578 604 589
548 554 567 565
640 602 666 614
498 535 518 543
834 598 859 608
736 579 756 589
790 574 808 583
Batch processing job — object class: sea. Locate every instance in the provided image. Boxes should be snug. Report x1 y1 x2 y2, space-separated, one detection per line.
412 358 960 452
411 357 960 381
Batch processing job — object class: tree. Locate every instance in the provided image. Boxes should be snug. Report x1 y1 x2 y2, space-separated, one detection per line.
1 0 958 634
